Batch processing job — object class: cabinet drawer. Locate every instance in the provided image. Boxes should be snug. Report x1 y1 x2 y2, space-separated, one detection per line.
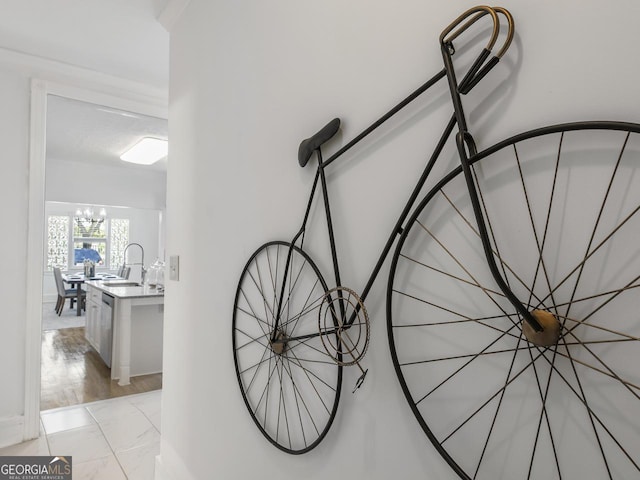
87 287 102 303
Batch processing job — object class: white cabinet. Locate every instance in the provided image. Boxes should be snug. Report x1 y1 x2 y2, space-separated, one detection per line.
84 280 163 384
85 285 102 353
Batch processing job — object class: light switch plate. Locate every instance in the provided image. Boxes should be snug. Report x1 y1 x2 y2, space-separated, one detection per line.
169 255 180 281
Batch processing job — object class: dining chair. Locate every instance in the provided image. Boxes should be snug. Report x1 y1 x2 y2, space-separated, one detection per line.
117 264 126 277
53 267 86 316
122 266 131 279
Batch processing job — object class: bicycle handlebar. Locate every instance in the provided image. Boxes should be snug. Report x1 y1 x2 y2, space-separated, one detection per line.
440 6 500 52
440 5 515 95
492 7 514 59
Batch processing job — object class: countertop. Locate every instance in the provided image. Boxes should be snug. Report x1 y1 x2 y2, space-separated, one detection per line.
85 279 165 299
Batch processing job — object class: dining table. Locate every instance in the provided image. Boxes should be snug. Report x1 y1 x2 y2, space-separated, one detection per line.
61 272 123 316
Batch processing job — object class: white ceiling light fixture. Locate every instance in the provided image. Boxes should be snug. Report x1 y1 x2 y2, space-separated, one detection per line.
120 137 168 165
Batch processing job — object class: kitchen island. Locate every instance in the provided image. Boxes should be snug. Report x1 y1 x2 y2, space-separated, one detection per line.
85 279 164 386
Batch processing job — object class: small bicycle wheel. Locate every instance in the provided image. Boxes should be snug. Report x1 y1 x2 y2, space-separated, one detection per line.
388 122 640 479
233 240 342 454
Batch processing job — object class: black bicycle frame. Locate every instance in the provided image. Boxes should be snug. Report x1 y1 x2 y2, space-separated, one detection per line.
270 70 452 342
271 17 545 342
440 40 542 332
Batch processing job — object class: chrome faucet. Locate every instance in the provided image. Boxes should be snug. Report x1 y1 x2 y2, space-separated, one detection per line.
123 242 146 284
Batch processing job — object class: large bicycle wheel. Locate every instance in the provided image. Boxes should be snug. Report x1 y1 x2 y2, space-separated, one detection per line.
233 240 342 454
388 122 640 479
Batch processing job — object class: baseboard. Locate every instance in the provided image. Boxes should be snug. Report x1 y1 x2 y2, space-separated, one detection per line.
0 415 25 449
154 444 196 480
154 455 172 480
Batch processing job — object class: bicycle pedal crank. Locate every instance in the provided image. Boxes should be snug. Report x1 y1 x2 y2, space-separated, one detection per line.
352 368 368 394
522 309 561 347
318 287 370 366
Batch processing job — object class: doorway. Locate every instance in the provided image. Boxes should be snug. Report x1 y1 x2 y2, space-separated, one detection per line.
41 95 167 410
25 80 167 439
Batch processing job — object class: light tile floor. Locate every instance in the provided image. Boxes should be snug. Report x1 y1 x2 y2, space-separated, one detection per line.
0 390 161 480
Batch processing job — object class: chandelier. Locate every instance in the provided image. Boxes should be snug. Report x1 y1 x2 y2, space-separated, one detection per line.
75 207 107 235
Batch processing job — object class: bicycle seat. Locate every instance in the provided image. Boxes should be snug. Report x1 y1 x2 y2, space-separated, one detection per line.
298 117 341 167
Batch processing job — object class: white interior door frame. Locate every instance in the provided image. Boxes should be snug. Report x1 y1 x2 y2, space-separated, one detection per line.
24 68 167 440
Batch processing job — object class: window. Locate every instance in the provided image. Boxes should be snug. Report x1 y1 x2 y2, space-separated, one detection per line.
46 215 69 270
46 215 130 270
109 218 130 268
73 216 106 266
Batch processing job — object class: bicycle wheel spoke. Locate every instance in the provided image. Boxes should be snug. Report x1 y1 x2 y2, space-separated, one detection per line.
253 353 277 421
552 282 640 311
529 324 562 478
267 244 280 323
416 322 521 406
526 342 562 480
392 288 512 324
540 203 640 309
391 290 524 344
247 263 276 327
417 219 535 328
578 273 640 325
237 284 274 334
474 330 527 479
278 254 310 329
563 329 640 399
439 190 545 307
532 340 640 473
287 334 339 368
393 310 514 328
402 344 533 367
274 357 292 448
442 346 550 444
240 345 274 394
512 140 562 316
560 338 637 347
234 325 270 351
564 133 629 323
281 297 324 327
556 313 640 343
399 253 505 297
283 276 321 338
558 335 614 479
286 348 335 415
279 356 316 446
552 352 640 392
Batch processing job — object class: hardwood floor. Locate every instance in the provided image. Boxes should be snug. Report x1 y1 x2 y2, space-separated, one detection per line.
41 327 162 411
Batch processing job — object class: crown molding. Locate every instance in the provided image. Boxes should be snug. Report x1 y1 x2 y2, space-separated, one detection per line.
0 47 167 114
158 0 192 32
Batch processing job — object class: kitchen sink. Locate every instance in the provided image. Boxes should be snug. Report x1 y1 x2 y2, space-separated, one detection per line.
102 280 140 287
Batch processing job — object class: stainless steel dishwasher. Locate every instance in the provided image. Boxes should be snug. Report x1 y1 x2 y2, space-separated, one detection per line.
100 293 115 367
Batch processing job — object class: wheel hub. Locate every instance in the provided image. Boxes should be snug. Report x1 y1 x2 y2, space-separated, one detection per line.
522 309 561 347
270 330 288 355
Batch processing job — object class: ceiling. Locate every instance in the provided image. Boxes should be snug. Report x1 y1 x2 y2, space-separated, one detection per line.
46 95 168 172
0 0 171 89
0 0 173 173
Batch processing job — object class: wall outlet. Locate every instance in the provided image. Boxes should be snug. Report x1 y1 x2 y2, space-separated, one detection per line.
169 255 180 281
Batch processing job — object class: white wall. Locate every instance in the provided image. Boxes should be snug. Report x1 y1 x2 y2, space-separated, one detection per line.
46 157 167 211
161 1 640 479
0 66 30 443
